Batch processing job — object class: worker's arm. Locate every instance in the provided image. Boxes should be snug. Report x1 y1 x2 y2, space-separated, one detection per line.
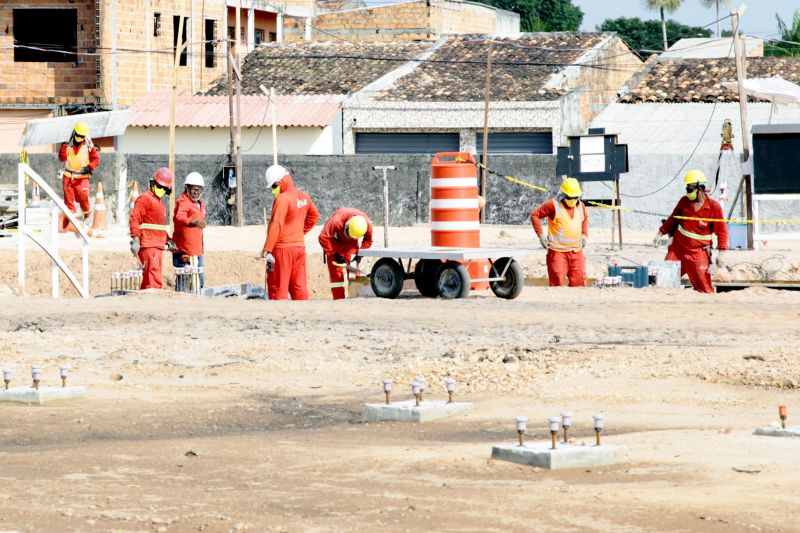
361 219 374 250
712 203 729 250
173 196 192 227
262 198 288 253
303 196 320 234
658 200 683 236
129 197 143 238
529 200 555 236
88 145 100 171
581 203 589 237
317 218 335 254
58 143 68 162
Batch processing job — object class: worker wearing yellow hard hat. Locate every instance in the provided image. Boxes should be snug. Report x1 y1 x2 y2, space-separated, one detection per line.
319 208 374 300
653 169 729 293
530 177 588 287
58 120 100 230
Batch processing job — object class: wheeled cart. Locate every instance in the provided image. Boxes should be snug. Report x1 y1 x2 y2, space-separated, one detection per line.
358 247 531 299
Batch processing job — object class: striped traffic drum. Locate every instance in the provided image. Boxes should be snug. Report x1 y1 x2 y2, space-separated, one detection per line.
430 152 480 248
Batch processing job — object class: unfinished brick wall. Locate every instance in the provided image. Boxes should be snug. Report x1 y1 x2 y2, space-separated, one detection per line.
99 0 227 107
0 0 98 105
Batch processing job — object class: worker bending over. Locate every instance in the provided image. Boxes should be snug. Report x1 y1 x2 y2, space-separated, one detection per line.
172 172 207 290
262 165 319 300
654 170 728 293
129 168 178 289
530 177 588 287
58 121 99 228
318 208 373 300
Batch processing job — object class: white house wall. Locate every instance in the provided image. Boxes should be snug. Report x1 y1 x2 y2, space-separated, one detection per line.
342 101 562 154
119 125 339 155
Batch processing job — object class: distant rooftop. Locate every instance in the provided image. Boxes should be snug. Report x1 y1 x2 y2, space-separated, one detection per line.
660 37 763 59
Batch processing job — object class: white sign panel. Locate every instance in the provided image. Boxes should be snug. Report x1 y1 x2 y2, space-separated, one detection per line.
579 136 605 155
580 154 605 173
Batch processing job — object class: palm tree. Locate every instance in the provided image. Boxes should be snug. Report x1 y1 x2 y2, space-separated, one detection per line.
645 0 683 50
699 0 731 37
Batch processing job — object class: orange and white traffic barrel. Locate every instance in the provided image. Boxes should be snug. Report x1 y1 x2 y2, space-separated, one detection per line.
430 152 480 248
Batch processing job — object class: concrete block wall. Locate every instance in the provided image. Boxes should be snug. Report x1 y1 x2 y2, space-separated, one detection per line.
430 0 498 35
0 0 98 105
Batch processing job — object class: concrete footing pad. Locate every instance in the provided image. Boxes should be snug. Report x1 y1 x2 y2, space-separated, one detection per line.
0 386 86 405
362 399 474 422
491 443 628 470
754 426 800 437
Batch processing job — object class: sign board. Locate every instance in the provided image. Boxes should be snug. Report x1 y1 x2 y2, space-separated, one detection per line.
556 129 628 182
752 123 800 195
19 110 131 147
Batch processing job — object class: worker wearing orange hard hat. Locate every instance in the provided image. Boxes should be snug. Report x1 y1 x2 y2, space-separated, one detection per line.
318 208 373 300
262 164 319 300
530 177 588 287
58 121 100 228
129 168 178 290
654 170 728 293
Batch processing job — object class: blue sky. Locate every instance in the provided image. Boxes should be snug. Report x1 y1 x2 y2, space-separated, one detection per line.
573 0 799 37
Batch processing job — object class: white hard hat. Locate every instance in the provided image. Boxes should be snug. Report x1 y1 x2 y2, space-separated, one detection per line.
265 164 289 188
184 172 205 187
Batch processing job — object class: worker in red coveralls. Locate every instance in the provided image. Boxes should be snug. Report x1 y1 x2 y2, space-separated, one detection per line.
318 208 373 300
262 164 319 300
58 121 99 229
129 168 178 289
172 172 207 291
654 170 728 293
530 177 588 287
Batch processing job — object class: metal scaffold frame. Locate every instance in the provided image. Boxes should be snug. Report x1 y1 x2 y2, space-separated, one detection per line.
17 163 90 299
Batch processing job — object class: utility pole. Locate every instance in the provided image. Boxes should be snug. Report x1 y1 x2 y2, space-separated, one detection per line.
168 0 188 233
480 39 493 223
731 5 754 248
234 0 244 227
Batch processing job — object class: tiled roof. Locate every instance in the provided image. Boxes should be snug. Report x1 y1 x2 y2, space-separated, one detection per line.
376 33 611 102
129 92 345 128
620 57 800 103
203 42 431 97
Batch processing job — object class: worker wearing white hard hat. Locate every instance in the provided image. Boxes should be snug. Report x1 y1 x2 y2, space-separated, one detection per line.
172 171 207 290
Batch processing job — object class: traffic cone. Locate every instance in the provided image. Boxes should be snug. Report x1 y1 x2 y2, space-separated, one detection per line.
91 182 108 231
129 181 139 211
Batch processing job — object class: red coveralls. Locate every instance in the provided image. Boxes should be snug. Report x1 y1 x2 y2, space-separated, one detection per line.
530 198 588 287
659 195 728 293
58 141 100 220
318 208 373 300
172 192 205 257
262 175 319 300
129 190 169 290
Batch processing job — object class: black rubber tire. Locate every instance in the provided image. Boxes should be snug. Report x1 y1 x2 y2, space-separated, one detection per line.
436 261 471 299
490 257 524 300
413 259 439 297
370 258 405 299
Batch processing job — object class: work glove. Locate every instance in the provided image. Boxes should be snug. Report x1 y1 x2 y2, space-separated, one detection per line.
190 219 207 229
652 231 663 248
538 234 548 250
332 253 346 266
580 235 587 248
78 165 92 175
166 239 178 252
130 237 140 256
715 249 727 267
263 252 275 273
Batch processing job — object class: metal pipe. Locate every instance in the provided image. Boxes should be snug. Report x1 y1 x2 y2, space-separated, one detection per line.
383 379 392 404
3 369 10 390
593 414 604 446
548 417 560 450
516 417 527 447
780 405 787 429
561 412 572 443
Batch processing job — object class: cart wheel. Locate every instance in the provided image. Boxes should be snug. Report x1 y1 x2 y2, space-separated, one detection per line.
490 257 524 299
370 258 405 299
414 259 439 297
436 261 470 299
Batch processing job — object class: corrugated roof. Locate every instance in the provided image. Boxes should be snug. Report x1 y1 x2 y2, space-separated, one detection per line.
590 102 800 155
128 92 345 128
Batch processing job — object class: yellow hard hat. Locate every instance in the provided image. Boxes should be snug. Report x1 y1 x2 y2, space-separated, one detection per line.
560 177 582 197
346 215 368 239
74 122 89 137
684 169 707 185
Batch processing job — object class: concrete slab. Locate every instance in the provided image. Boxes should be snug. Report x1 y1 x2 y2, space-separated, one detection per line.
362 399 474 423
0 386 86 405
491 443 628 470
753 426 800 437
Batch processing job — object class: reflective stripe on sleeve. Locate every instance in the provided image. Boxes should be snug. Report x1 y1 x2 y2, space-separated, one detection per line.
139 223 169 231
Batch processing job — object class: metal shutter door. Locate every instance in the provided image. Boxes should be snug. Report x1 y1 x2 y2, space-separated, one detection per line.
355 133 460 154
476 132 553 154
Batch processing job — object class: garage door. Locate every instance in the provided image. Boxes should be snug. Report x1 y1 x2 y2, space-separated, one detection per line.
355 133 460 154
476 132 553 154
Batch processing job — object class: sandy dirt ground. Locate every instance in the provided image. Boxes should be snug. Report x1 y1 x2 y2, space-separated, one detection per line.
1 225 800 532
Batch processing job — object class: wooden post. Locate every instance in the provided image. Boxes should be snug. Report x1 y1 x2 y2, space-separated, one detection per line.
168 0 188 233
234 0 244 227
480 39 493 224
271 87 278 166
228 43 235 223
731 7 754 249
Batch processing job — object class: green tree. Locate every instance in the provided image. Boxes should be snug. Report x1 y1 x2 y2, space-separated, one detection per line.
482 0 583 32
645 0 683 50
599 17 712 52
765 10 800 57
698 0 731 37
